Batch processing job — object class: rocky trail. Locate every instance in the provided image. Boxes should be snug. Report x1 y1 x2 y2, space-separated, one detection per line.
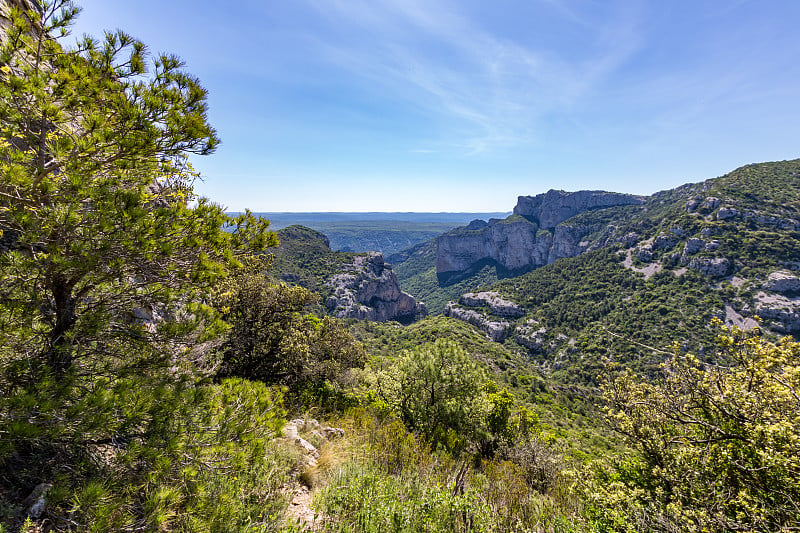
281 418 344 530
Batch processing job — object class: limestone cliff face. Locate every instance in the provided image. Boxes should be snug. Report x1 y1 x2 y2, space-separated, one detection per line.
436 218 550 283
436 190 642 284
513 190 643 229
326 252 426 323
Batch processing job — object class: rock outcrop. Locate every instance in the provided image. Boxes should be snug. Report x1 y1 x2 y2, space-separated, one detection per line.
459 291 525 318
515 320 548 353
326 252 426 323
763 271 800 294
688 257 731 277
444 303 514 342
753 291 800 333
436 190 643 284
0 0 42 30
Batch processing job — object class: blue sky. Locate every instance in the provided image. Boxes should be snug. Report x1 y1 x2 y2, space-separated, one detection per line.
71 1 800 212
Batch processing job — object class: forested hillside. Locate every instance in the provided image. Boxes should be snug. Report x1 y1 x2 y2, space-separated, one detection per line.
391 160 800 384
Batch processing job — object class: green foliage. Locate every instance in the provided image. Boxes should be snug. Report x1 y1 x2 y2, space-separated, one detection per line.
0 375 293 531
270 225 357 295
492 248 723 383
388 159 800 390
376 339 533 456
350 316 620 458
0 3 286 530
379 339 488 452
216 264 367 388
0 0 275 376
389 239 500 315
308 410 584 532
589 323 800 531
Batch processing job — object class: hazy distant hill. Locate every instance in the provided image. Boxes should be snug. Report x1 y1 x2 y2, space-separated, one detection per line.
246 212 509 255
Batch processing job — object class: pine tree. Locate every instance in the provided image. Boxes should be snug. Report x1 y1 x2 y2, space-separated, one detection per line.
0 4 279 524
0 0 274 378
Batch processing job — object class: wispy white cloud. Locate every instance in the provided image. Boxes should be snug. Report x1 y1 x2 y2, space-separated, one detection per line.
299 0 644 153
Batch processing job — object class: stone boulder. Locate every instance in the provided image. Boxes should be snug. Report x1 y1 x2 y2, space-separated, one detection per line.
763 271 800 294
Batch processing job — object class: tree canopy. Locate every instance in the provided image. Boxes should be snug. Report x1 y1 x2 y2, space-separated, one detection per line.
0 3 284 529
0 0 274 378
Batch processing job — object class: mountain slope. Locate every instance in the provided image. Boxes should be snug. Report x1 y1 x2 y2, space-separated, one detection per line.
390 159 800 383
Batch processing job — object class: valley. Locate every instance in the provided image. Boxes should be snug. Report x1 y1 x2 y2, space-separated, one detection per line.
2 1 799 531
249 212 509 255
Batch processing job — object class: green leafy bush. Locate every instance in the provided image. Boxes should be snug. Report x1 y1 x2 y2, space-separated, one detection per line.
216 266 367 388
588 322 800 531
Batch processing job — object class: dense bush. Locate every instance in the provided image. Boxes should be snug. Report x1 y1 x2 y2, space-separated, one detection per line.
307 409 582 533
0 376 293 531
216 266 367 388
588 322 800 531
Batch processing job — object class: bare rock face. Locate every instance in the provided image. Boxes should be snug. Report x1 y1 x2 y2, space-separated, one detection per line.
436 190 642 284
754 291 800 332
763 271 800 294
547 223 595 263
635 244 654 262
716 206 740 220
516 320 548 353
688 257 731 277
436 217 550 284
684 238 705 255
459 292 525 318
653 233 679 250
513 190 643 230
444 290 526 342
326 252 426 323
444 303 513 342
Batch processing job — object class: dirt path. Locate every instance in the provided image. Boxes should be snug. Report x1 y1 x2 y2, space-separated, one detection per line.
282 418 341 530
285 483 318 529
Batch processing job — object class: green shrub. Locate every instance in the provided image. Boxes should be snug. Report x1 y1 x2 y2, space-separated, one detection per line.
587 322 800 531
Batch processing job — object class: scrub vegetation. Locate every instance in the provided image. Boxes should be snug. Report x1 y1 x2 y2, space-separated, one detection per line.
1 3 798 532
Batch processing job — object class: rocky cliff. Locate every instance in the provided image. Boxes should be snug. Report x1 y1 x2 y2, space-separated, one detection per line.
272 226 426 324
0 0 42 34
325 252 427 324
436 190 643 284
513 190 644 229
442 291 524 341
